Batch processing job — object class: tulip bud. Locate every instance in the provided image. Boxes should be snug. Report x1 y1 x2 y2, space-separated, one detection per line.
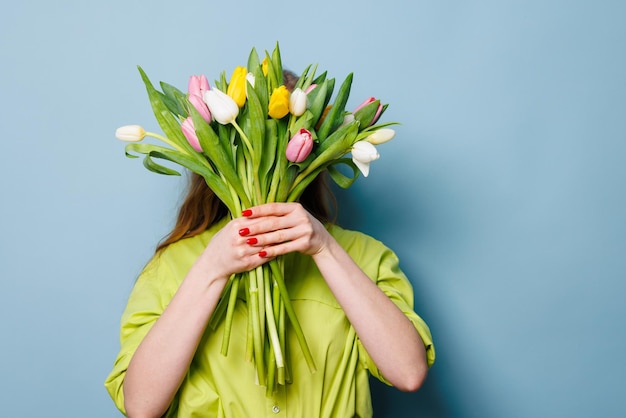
261 58 269 76
289 88 307 117
189 94 212 123
339 113 355 128
246 72 255 89
366 128 395 145
227 66 248 108
181 117 202 152
203 88 239 125
115 125 146 142
354 97 383 126
286 128 314 163
351 140 380 177
188 75 210 97
268 85 290 119
304 84 317 94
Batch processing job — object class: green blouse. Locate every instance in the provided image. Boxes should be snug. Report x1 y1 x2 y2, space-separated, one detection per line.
105 220 435 417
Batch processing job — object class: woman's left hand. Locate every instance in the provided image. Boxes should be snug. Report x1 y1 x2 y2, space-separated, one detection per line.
238 202 331 259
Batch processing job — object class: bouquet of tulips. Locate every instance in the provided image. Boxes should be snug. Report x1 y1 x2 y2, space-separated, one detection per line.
115 43 397 394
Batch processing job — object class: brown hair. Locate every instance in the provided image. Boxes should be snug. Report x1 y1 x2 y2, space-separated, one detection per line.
155 69 337 252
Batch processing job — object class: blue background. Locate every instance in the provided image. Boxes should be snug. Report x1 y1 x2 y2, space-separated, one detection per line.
1 1 625 417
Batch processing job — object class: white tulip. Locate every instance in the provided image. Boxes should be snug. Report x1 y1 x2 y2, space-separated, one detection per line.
203 88 239 125
115 125 146 142
351 140 380 177
246 72 255 89
366 128 395 145
289 88 307 117
339 113 355 128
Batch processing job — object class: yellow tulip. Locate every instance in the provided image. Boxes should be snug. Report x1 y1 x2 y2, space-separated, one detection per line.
227 66 248 108
268 86 290 119
262 57 269 76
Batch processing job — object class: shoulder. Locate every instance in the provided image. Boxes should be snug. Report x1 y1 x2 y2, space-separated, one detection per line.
327 224 400 276
327 224 390 255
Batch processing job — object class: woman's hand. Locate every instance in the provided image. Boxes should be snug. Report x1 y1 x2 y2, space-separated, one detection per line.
198 202 331 281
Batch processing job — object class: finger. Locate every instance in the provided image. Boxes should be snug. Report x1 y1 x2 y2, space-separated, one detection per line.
256 235 311 259
241 202 301 219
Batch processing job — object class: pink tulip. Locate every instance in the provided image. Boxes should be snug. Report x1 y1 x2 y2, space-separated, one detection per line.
189 93 212 123
181 117 202 152
286 128 313 163
354 97 383 126
188 75 210 97
304 84 317 94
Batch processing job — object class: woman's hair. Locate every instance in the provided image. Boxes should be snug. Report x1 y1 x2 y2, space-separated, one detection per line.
155 69 337 253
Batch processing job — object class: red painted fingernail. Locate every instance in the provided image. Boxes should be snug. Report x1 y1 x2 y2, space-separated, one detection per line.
238 228 250 236
258 250 267 257
246 237 258 245
242 209 253 217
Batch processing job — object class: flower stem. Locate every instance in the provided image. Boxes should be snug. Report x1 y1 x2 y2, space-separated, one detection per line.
146 132 188 154
268 259 316 374
248 268 266 386
220 273 240 356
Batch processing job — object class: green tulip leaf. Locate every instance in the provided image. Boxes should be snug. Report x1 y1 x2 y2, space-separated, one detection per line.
317 73 353 141
160 81 188 117
137 67 197 157
260 119 278 192
245 87 266 155
316 119 358 156
312 71 328 86
306 82 329 125
327 158 360 189
143 154 182 176
251 65 268 116
247 47 261 72
290 111 316 136
189 107 251 208
271 43 283 85
295 64 313 90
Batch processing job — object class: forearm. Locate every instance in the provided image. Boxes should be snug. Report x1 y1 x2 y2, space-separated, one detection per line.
312 241 428 392
123 260 228 417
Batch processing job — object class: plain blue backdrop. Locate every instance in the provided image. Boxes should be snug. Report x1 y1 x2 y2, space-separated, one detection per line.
1 1 625 417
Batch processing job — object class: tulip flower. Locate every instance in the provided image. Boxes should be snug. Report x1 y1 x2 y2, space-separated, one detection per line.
262 57 269 76
188 75 210 98
340 113 355 128
365 128 395 145
246 72 255 89
227 66 248 108
115 125 146 142
304 84 317 94
354 97 383 126
268 85 290 119
351 140 380 177
289 88 307 117
181 117 202 152
189 93 212 123
203 88 239 125
286 128 314 163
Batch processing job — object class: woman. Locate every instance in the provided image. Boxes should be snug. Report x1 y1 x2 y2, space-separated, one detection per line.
105 73 435 418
